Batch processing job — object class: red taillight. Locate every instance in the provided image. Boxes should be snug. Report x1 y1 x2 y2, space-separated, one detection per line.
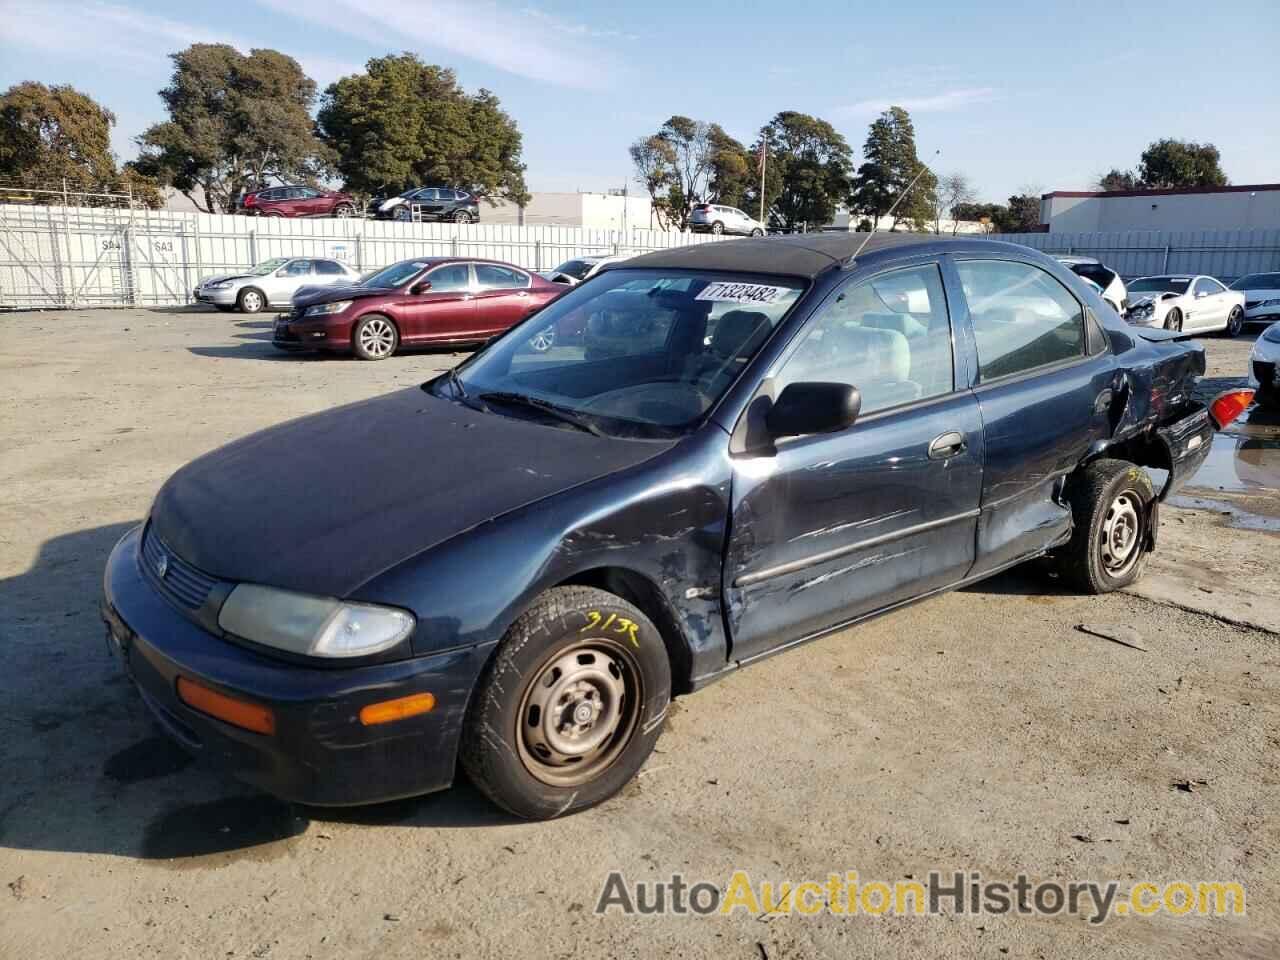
1209 389 1254 429
244 194 257 206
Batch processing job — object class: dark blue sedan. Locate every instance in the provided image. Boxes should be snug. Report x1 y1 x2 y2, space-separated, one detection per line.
102 234 1243 819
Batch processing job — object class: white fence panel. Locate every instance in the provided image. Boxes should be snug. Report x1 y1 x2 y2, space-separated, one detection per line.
0 203 724 309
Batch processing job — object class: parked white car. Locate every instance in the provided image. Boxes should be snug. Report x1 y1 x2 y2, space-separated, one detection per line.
689 203 766 236
194 257 361 314
1229 272 1280 327
1055 256 1127 314
1123 274 1246 335
1249 321 1280 409
540 254 631 286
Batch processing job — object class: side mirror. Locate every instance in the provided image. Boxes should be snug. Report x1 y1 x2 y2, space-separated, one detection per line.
766 382 861 439
410 280 432 295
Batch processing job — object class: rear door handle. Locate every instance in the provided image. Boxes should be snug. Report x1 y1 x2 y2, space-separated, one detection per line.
928 431 967 460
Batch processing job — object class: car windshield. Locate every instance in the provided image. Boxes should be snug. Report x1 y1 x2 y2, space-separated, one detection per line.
1128 277 1190 294
362 260 431 288
248 258 290 276
1231 273 1280 290
551 259 595 280
444 269 805 438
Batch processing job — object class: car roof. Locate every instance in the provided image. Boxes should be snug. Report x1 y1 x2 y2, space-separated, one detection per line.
1055 255 1100 265
610 233 1031 280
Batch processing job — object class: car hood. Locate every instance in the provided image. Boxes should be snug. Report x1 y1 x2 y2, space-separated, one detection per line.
199 273 251 287
291 283 388 308
148 387 674 597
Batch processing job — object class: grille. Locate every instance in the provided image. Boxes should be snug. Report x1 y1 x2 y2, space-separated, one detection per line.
140 526 218 610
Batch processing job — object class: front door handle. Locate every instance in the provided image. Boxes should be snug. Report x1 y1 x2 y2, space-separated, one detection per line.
928 431 967 460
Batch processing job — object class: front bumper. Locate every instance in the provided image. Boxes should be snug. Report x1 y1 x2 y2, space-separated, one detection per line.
272 314 351 351
194 287 237 305
101 525 494 805
1244 306 1280 323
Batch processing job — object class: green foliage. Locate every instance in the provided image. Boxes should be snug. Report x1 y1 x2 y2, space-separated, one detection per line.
991 194 1042 233
951 200 1004 231
755 111 853 231
1138 139 1228 189
1096 168 1140 191
135 44 330 213
708 127 752 211
0 81 163 207
629 116 731 230
848 106 936 231
317 54 528 205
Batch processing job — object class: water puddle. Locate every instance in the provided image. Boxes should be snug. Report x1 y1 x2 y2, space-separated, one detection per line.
1165 493 1280 533
1183 436 1280 494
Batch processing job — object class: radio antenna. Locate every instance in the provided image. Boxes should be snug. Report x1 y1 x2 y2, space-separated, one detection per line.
847 149 941 263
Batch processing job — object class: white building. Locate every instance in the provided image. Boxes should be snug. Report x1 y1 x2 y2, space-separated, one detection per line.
481 192 655 230
1040 184 1280 233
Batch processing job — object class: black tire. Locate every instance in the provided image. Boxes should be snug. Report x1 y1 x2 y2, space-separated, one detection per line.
1224 306 1244 337
453 209 472 224
710 221 724 235
237 287 266 314
750 228 764 237
460 586 672 820
351 314 398 360
1164 307 1182 332
332 203 355 218
1054 459 1155 594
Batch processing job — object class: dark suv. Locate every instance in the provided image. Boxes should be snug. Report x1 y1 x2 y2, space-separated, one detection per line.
243 186 357 219
372 187 480 223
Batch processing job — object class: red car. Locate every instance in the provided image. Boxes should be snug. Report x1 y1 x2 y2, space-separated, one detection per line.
275 257 565 360
243 185 357 218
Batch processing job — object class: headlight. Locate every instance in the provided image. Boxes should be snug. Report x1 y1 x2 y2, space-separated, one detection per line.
218 584 414 657
304 300 353 317
210 280 232 289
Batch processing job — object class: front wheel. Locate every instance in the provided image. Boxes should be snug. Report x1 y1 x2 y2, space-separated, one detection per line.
1164 307 1182 332
1054 459 1155 594
237 287 266 314
1224 306 1244 337
351 314 398 360
460 586 671 820
750 228 764 237
332 203 355 218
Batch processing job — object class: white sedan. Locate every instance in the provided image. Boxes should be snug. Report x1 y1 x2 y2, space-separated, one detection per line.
1249 321 1280 409
1229 272 1280 327
194 257 361 314
1124 274 1246 336
540 254 631 286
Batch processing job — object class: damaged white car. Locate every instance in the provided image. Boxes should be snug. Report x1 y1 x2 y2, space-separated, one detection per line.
1124 274 1245 336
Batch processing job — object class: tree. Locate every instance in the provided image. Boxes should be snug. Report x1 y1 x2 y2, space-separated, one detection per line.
848 106 936 231
317 54 528 205
951 201 1003 233
136 44 330 213
1138 139 1228 189
0 81 162 206
629 116 736 231
1096 168 1140 191
991 194 1042 233
932 172 977 234
708 127 752 211
755 111 853 231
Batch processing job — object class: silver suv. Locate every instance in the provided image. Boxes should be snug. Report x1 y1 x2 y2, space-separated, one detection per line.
689 203 766 237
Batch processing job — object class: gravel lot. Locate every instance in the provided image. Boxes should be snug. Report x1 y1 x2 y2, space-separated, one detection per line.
1 309 1277 959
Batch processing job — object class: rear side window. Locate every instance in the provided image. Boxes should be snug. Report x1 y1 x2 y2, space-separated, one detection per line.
475 264 530 290
283 260 312 276
958 260 1085 381
315 260 346 275
774 264 954 415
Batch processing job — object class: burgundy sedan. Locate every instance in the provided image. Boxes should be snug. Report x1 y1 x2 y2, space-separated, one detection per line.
244 185 357 218
274 258 564 360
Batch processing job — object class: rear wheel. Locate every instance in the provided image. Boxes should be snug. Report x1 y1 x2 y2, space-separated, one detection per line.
262 211 284 218
394 206 411 222
460 586 671 820
1054 459 1155 594
1224 306 1244 337
352 315 398 360
453 209 472 224
1164 307 1182 332
237 287 266 314
710 221 724 235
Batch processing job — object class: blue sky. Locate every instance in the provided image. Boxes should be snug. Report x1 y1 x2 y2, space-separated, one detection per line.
2 0 1277 201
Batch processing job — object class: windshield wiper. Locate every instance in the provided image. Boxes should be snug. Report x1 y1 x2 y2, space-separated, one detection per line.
479 392 605 437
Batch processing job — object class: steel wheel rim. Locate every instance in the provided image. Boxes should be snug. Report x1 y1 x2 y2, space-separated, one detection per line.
335 205 352 218
516 639 642 787
530 326 555 352
242 291 262 312
359 318 395 357
1167 310 1181 331
1100 491 1142 576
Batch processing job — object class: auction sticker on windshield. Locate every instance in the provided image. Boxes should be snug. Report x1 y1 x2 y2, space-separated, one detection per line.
695 282 791 304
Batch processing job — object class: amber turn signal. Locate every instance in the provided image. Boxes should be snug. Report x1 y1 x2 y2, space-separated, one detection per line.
359 692 436 726
1209 389 1254 430
176 676 276 735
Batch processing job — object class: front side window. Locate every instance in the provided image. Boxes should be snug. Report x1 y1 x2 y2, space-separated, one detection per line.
452 270 804 435
283 260 312 277
475 264 530 290
958 260 1085 381
426 263 471 292
773 264 953 415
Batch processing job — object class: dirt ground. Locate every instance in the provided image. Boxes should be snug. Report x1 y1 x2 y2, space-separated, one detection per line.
1 309 1277 960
